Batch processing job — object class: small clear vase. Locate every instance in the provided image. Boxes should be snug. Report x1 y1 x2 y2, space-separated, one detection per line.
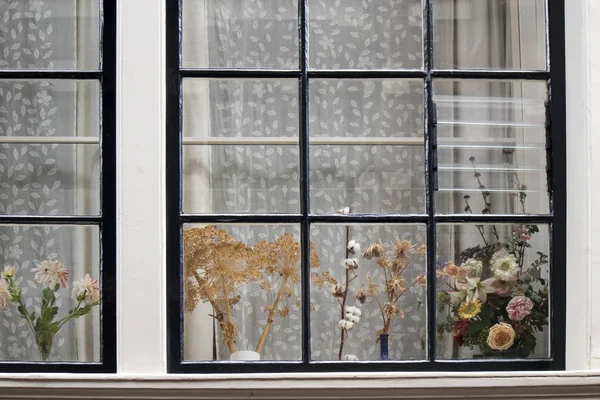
379 333 391 360
35 330 55 361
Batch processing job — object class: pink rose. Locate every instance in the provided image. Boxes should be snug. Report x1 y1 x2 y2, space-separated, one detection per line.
506 296 534 321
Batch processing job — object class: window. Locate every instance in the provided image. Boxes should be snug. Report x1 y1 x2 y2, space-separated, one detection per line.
167 0 565 372
0 0 116 372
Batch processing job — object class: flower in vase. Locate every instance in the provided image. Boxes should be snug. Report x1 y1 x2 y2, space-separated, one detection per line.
32 260 69 289
459 276 496 303
491 251 519 281
344 354 358 361
339 319 354 330
487 322 516 351
393 239 414 263
457 299 482 320
362 241 385 260
492 278 517 297
354 287 368 304
451 319 469 346
460 258 483 278
342 258 359 270
0 278 10 311
71 274 100 306
416 273 427 286
2 265 15 279
347 240 361 256
506 296 534 321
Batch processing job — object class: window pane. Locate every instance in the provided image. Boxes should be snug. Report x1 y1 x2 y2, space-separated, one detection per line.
0 0 100 70
433 79 549 215
308 0 423 70
182 0 299 69
0 224 100 362
183 223 303 361
182 79 300 214
433 0 547 70
0 80 101 216
311 223 427 361
309 79 425 214
436 223 550 360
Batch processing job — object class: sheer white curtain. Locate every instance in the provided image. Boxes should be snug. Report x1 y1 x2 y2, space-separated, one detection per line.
181 0 547 361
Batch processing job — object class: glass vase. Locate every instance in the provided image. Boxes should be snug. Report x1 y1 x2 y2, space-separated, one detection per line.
379 333 391 360
35 330 55 361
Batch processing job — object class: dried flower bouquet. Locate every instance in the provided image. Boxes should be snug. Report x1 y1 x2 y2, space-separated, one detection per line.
184 225 320 357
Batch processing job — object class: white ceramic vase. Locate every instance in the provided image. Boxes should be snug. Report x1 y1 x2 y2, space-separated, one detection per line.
230 350 260 361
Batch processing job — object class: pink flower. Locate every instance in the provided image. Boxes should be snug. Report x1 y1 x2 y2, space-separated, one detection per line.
71 274 100 306
506 296 534 321
32 260 69 289
492 278 517 297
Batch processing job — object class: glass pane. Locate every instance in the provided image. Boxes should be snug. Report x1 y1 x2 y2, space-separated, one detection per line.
308 0 423 70
309 79 425 138
309 79 425 214
183 223 304 361
0 224 100 362
311 223 427 361
433 0 547 70
433 79 549 215
310 145 425 214
182 79 300 214
0 80 101 216
182 0 299 69
436 223 550 360
0 0 100 70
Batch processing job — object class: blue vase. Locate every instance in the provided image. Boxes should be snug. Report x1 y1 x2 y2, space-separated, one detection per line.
379 333 390 360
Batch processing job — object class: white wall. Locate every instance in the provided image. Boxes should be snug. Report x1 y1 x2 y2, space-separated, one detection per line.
111 0 595 373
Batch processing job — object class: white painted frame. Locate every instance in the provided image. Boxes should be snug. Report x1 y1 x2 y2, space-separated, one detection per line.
0 0 597 396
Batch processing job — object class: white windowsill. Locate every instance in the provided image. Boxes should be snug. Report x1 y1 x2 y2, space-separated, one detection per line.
1 371 600 399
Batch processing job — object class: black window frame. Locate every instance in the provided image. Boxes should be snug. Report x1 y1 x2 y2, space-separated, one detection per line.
0 1 116 373
166 0 566 372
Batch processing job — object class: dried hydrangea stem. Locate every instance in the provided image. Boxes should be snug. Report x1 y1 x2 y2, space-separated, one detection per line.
255 274 289 354
338 222 351 361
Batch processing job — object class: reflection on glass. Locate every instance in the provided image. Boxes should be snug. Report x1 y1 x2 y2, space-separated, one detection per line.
436 223 550 360
433 0 546 70
308 0 423 70
183 145 300 214
183 223 305 361
309 79 424 138
0 0 100 70
433 80 549 214
310 223 427 361
0 225 100 362
182 79 300 214
0 80 101 216
310 145 425 214
183 79 299 139
182 0 299 69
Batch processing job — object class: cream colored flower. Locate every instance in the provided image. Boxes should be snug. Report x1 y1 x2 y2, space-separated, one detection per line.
344 354 358 361
2 266 15 279
458 276 496 303
347 240 361 256
487 322 516 351
491 252 519 281
0 278 10 310
461 258 483 278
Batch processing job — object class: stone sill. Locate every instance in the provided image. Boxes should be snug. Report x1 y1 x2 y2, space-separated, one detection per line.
1 371 600 399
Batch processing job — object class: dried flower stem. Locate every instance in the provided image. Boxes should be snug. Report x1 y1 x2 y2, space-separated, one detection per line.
338 223 351 361
255 274 290 354
220 279 238 353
